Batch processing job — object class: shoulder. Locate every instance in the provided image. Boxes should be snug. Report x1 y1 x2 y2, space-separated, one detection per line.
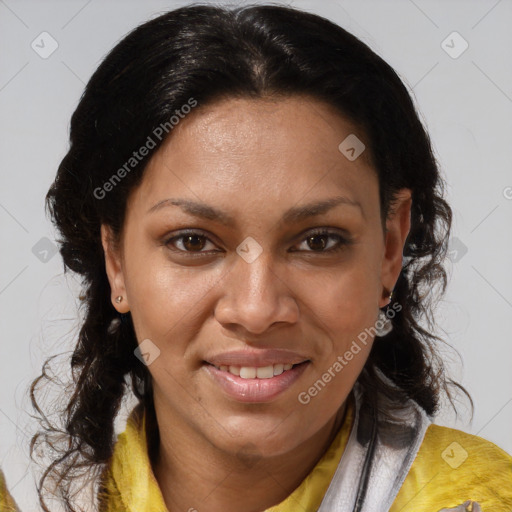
0 469 20 512
391 424 512 512
98 406 168 512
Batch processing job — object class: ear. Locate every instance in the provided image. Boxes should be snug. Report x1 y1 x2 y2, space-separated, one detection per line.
101 224 130 313
379 188 412 308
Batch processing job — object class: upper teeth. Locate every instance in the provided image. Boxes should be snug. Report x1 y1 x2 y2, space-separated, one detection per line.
216 363 294 379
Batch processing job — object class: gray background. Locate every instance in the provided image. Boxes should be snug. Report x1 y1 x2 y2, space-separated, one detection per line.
1 0 511 509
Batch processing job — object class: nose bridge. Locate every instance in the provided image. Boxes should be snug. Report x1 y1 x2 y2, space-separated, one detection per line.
214 246 299 334
237 250 277 300
232 247 281 310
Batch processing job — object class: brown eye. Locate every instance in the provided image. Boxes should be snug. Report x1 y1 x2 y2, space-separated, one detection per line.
165 231 218 253
306 234 329 251
294 229 351 253
182 234 206 251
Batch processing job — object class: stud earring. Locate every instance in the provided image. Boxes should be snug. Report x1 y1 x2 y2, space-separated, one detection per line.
115 296 123 304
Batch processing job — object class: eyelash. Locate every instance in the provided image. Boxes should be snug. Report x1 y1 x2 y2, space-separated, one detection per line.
163 228 352 255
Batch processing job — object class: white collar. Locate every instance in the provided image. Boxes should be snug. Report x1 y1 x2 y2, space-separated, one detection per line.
318 380 431 512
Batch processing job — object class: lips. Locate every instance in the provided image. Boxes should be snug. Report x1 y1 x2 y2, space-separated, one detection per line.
202 349 311 402
204 348 309 368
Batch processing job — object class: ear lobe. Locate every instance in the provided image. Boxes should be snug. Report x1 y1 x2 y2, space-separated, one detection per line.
379 188 412 308
101 224 130 313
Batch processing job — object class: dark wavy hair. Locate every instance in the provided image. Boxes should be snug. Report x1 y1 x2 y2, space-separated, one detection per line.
30 3 470 511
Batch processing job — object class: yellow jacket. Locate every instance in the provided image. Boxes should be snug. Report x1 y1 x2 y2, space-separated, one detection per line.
2 402 511 511
0 469 19 512
98 399 512 512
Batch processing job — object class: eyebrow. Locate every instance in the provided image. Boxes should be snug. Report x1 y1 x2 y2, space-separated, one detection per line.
147 195 363 225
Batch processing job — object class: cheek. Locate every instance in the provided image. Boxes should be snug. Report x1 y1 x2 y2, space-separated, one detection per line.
298 261 381 343
123 247 225 346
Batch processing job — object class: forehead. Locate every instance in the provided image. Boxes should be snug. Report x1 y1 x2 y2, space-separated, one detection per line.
130 95 378 221
164 95 370 165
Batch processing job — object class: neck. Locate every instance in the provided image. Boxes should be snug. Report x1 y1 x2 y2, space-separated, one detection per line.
152 401 348 512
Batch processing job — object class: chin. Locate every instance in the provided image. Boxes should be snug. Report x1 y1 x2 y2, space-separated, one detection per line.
210 413 309 458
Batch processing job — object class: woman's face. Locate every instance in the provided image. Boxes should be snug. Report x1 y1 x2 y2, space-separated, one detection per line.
103 95 411 458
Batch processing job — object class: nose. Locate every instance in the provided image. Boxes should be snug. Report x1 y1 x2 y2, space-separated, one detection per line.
214 250 300 336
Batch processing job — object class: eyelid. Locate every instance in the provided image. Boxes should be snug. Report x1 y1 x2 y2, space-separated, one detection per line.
164 229 219 253
291 227 352 253
164 227 352 255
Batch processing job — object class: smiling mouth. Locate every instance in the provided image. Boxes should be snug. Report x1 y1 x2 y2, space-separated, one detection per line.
207 361 308 379
203 360 311 403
